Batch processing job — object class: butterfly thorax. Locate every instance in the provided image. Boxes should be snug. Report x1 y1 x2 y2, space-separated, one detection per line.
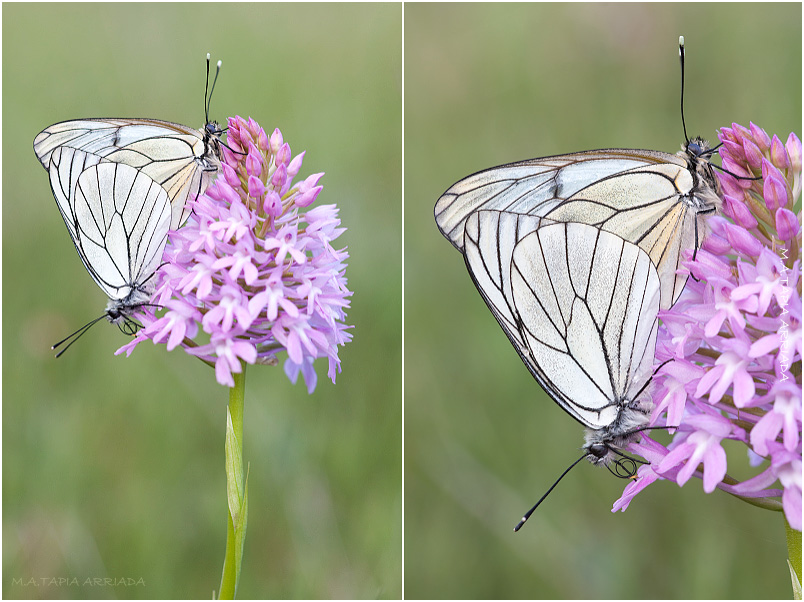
678 136 722 212
201 121 224 169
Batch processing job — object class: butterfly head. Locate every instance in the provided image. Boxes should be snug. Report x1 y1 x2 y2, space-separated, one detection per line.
205 120 223 139
104 285 154 326
582 401 652 471
686 138 701 158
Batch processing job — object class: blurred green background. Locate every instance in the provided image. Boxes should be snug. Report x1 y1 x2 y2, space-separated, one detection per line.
4 3 401 599
405 3 801 599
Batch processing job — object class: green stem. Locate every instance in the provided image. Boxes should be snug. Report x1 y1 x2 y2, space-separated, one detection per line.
719 474 784 512
786 517 802 599
218 367 248 599
218 503 238 599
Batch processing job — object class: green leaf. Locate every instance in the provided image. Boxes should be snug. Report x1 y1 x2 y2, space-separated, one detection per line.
786 518 802 600
234 465 250 575
219 368 247 599
788 560 802 600
225 407 244 524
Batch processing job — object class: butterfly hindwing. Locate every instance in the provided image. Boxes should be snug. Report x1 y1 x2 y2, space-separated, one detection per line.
464 213 660 431
48 146 171 310
463 211 552 387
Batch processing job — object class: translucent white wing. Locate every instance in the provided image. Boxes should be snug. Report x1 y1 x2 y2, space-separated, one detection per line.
48 146 171 311
437 150 659 248
463 210 551 385
34 118 221 228
435 145 719 309
464 213 660 430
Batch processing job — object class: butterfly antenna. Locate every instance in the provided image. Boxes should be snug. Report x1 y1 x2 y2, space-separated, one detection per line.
679 36 690 144
205 54 222 125
205 53 211 124
51 314 107 358
513 453 586 532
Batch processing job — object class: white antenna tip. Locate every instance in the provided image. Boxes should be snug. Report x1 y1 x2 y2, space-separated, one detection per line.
206 52 211 60
679 35 685 47
217 60 222 68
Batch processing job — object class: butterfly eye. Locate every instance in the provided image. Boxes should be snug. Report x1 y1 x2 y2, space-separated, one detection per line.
586 443 609 461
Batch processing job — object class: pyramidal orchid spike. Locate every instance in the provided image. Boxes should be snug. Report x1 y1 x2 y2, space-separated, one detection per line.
116 116 353 393
613 122 801 535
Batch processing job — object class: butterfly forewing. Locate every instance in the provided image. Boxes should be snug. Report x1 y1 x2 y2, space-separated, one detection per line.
34 118 220 228
436 147 717 309
35 119 196 166
435 150 668 249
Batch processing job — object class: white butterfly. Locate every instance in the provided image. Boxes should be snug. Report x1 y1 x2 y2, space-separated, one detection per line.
34 54 225 229
47 147 171 355
435 37 719 310
461 212 661 528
